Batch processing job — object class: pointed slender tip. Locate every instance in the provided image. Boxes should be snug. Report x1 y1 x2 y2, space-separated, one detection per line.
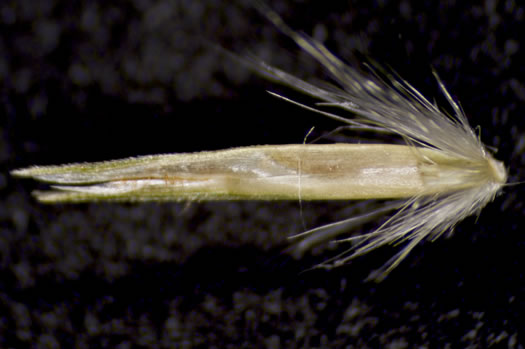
10 167 36 178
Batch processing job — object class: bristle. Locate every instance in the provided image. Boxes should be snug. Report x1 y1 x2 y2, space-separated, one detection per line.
253 5 506 280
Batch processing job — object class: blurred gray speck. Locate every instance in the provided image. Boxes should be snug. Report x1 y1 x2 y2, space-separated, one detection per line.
11 207 29 232
69 63 92 86
33 19 61 54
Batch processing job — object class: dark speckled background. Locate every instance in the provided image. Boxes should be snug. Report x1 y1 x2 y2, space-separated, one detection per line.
2 0 525 347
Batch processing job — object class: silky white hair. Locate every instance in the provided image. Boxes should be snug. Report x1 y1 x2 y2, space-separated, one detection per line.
251 2 507 280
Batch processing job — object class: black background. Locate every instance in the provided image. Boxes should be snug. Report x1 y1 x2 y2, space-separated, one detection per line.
2 0 525 347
